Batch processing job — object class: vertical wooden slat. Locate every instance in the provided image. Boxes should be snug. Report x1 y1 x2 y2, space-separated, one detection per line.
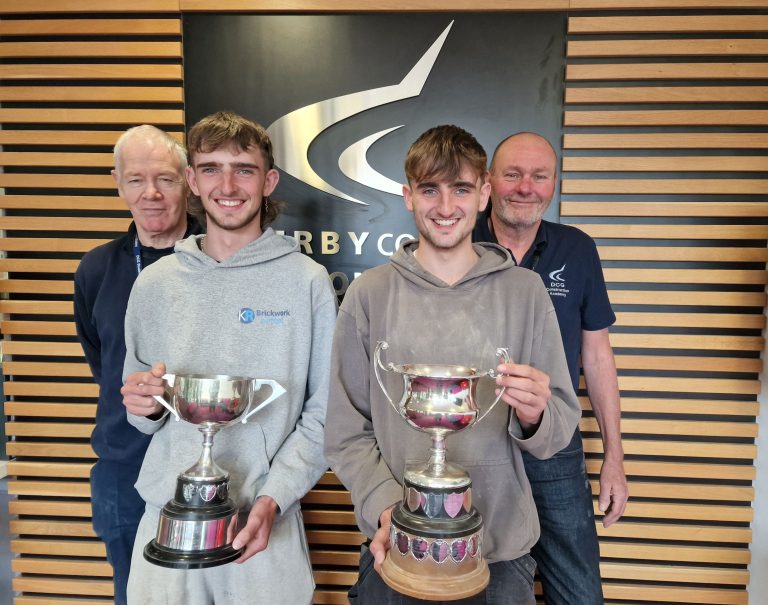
563 9 765 604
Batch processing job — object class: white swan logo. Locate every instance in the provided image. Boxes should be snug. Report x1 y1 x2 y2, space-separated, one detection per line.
549 265 566 282
266 22 454 206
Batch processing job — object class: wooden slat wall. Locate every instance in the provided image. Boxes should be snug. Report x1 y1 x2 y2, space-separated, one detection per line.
562 8 766 605
0 8 185 605
1 3 766 605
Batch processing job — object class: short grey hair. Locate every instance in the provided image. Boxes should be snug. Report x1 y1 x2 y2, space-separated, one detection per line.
113 125 187 175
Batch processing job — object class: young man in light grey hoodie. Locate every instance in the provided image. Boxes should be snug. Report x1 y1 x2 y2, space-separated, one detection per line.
120 111 337 605
324 125 581 604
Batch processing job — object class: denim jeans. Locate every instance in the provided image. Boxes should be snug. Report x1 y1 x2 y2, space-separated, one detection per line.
91 461 146 605
348 547 536 605
523 430 603 605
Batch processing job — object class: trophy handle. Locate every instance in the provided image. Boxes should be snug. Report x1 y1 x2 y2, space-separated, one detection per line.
242 379 287 423
373 341 403 417
151 373 180 421
475 348 511 425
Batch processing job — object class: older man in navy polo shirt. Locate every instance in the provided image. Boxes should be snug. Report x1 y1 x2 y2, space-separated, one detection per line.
473 132 628 605
74 125 201 605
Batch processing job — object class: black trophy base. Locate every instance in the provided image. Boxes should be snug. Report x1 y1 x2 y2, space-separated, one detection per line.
144 540 242 570
145 475 241 569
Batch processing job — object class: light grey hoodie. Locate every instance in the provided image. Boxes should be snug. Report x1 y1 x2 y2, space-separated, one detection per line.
124 228 337 518
325 241 580 563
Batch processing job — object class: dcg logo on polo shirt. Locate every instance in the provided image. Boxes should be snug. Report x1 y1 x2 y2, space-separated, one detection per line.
549 265 566 287
547 265 570 299
240 307 290 325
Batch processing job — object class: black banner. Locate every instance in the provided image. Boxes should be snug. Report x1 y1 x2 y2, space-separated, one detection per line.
184 13 566 294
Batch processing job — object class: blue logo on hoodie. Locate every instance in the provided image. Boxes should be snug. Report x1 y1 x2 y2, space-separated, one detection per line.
239 308 255 324
239 307 290 325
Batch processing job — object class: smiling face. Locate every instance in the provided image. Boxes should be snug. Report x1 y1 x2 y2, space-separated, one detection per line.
402 125 490 258
113 137 187 247
404 163 490 255
185 144 279 240
489 133 557 231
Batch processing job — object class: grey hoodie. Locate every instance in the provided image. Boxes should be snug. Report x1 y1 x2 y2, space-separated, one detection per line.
124 228 337 517
325 241 580 563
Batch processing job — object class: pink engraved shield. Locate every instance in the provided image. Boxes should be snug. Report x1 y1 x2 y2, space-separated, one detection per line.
411 537 428 560
430 540 449 563
396 532 410 556
443 492 464 518
451 539 467 562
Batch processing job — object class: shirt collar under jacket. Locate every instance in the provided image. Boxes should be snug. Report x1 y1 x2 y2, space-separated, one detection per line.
121 214 203 258
472 206 548 269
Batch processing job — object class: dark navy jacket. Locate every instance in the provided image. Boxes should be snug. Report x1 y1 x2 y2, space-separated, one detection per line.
473 209 615 391
74 218 202 470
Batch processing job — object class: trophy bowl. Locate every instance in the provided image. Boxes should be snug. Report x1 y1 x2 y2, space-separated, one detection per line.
161 373 267 425
374 341 508 601
389 366 483 434
143 373 285 569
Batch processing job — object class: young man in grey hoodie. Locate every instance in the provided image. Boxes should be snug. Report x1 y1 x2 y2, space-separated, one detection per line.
120 111 337 605
324 125 581 604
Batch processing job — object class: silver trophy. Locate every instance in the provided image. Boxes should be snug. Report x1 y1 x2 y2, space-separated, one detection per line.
374 341 509 600
144 373 285 569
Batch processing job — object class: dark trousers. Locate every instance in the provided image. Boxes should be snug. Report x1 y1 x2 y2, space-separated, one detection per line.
103 529 140 605
349 547 536 605
91 461 146 605
523 430 604 605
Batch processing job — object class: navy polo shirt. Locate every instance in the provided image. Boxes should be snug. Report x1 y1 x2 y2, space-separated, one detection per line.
473 209 615 390
74 217 202 468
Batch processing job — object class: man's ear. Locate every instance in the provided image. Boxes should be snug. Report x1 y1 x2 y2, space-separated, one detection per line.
402 183 414 212
111 169 123 198
479 176 491 213
263 168 280 197
185 165 200 196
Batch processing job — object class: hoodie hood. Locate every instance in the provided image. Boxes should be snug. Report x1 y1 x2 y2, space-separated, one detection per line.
174 227 299 271
390 239 514 290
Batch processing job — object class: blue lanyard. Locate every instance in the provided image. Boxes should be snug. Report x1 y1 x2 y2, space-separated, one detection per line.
133 236 142 276
525 250 542 272
512 248 542 272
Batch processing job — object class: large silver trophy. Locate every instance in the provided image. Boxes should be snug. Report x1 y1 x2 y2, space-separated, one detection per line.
374 341 509 601
144 373 285 569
